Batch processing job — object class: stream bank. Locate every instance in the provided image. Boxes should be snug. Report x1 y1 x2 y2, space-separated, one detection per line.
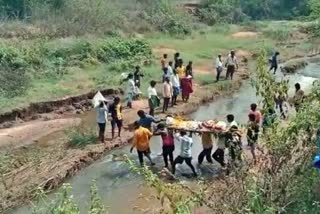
9 60 320 214
0 56 250 212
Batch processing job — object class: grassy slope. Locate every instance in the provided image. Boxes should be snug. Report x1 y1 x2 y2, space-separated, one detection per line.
0 21 312 114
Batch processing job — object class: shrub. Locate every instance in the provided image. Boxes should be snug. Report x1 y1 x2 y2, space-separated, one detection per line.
142 0 194 35
198 0 248 26
67 127 97 147
262 27 292 41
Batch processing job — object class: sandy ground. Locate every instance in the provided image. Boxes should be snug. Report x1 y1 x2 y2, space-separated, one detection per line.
0 118 81 149
231 31 259 38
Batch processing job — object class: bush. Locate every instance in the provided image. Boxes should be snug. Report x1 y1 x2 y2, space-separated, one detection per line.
67 127 97 147
141 0 194 35
262 27 292 41
198 0 248 25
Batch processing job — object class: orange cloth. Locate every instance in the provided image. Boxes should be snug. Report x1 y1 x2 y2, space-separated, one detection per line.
176 66 186 79
133 127 153 151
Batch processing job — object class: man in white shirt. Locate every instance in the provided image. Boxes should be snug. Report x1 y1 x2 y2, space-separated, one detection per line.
170 69 180 106
126 73 135 108
172 131 197 176
226 114 238 129
167 61 174 76
215 54 223 82
225 50 238 80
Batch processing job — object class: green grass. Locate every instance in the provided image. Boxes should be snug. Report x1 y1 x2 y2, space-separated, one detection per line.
0 21 305 114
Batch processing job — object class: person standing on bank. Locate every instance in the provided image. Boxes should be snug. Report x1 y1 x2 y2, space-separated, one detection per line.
171 69 180 106
108 96 123 139
198 132 214 165
161 54 168 70
174 52 181 69
186 61 193 78
126 73 135 108
225 50 238 80
163 77 172 113
172 131 197 176
293 83 305 112
130 121 155 166
134 66 144 88
215 54 223 81
269 52 280 74
148 80 160 116
96 101 108 144
167 61 174 77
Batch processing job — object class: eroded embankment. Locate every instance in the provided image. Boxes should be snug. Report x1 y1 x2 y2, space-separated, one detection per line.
0 89 121 129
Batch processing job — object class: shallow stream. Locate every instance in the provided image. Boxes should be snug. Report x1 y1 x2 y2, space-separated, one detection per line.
9 61 320 214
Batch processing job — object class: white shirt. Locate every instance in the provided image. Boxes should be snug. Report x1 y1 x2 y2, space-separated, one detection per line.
171 74 180 88
96 106 108 123
215 57 223 68
167 65 173 76
147 86 157 99
175 134 193 158
226 54 238 66
127 79 135 94
227 120 238 129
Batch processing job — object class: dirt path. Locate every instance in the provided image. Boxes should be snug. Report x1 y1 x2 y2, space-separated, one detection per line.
0 118 81 149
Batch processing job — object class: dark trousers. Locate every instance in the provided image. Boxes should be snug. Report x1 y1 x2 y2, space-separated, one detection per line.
163 97 170 112
171 95 177 106
269 65 278 74
226 65 235 80
198 147 213 164
212 148 225 166
172 156 197 175
216 67 222 81
98 123 106 143
137 150 153 166
149 108 154 116
163 145 175 168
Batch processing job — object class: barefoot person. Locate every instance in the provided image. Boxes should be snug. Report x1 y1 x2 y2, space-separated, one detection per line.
130 121 155 166
225 50 238 80
172 131 197 176
181 76 193 102
96 101 108 144
162 77 172 113
198 132 214 165
161 54 168 70
215 54 223 81
249 103 263 126
247 114 260 163
133 66 144 88
292 83 305 112
148 80 160 116
126 73 135 108
269 51 280 74
171 69 180 106
154 123 175 169
108 96 123 139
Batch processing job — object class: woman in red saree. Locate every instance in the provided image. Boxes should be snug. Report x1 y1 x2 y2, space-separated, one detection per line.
180 76 193 102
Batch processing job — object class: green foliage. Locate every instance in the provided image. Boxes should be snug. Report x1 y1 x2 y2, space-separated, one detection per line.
142 0 194 35
89 181 106 214
67 127 97 147
262 27 292 41
125 156 206 213
32 182 107 214
198 0 248 25
309 0 320 18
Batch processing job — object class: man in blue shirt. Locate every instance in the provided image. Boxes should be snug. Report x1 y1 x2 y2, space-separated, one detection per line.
269 52 280 74
137 110 160 130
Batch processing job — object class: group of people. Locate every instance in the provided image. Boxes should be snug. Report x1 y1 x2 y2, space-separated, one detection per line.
127 103 263 177
94 47 306 176
124 52 194 116
214 50 239 81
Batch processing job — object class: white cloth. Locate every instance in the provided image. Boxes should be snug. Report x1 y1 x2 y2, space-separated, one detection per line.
171 74 180 88
148 86 157 99
175 134 193 158
226 54 238 66
92 91 107 108
96 105 108 123
215 57 223 68
227 120 238 129
127 79 135 94
167 65 173 76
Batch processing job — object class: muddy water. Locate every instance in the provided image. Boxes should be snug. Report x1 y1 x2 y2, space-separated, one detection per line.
9 62 320 214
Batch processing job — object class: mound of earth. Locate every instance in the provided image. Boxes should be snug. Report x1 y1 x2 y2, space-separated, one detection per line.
232 31 259 38
153 46 177 58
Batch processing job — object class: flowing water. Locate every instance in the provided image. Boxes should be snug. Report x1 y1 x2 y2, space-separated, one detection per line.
9 61 320 214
